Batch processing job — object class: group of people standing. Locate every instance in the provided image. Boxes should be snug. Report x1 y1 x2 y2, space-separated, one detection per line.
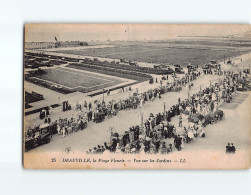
73 70 201 125
56 116 87 138
87 70 241 155
28 66 244 154
226 143 236 154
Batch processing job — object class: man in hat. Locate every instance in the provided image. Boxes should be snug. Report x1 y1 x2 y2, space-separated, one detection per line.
230 143 236 154
104 142 109 150
226 143 231 153
96 145 101 153
168 144 173 153
174 135 182 151
101 146 105 153
88 102 92 111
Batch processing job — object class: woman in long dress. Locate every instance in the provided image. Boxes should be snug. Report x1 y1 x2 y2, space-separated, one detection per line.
140 143 145 154
57 121 61 135
62 126 65 138
140 98 144 108
125 143 130 153
187 129 194 142
115 143 120 154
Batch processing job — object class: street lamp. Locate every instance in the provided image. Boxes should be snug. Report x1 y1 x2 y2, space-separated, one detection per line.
163 102 167 121
199 85 202 99
140 112 144 131
103 88 105 103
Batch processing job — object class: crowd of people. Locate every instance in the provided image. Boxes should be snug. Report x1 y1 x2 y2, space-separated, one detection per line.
54 72 200 139
86 71 241 154
25 67 246 153
26 69 201 143
72 71 200 123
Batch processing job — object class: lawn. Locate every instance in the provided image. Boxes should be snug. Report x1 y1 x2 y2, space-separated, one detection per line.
34 67 124 90
57 40 251 65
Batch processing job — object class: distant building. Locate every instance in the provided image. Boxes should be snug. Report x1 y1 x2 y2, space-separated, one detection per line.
25 42 55 49
25 41 88 49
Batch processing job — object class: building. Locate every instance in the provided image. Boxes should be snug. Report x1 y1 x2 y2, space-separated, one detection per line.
25 41 89 49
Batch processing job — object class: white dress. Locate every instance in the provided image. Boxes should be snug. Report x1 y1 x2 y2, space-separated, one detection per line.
62 127 65 138
57 125 61 135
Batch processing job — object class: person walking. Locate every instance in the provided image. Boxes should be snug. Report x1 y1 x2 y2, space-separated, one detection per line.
174 135 182 151
88 102 92 111
226 143 231 153
179 115 182 127
84 100 87 111
62 126 66 138
140 98 144 108
230 143 236 154
57 122 61 135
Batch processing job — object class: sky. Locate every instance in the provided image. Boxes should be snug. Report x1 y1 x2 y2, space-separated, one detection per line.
25 24 251 42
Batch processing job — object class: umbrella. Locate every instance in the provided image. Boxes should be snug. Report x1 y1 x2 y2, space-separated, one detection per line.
188 131 194 139
145 137 152 141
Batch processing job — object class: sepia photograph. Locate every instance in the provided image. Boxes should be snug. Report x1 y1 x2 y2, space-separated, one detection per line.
23 24 251 169
2 0 251 194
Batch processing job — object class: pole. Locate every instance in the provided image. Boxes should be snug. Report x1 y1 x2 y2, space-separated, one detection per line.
199 85 202 98
140 112 144 131
163 102 166 120
103 88 105 102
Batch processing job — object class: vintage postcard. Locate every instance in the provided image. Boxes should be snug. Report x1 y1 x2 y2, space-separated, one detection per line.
23 24 251 169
